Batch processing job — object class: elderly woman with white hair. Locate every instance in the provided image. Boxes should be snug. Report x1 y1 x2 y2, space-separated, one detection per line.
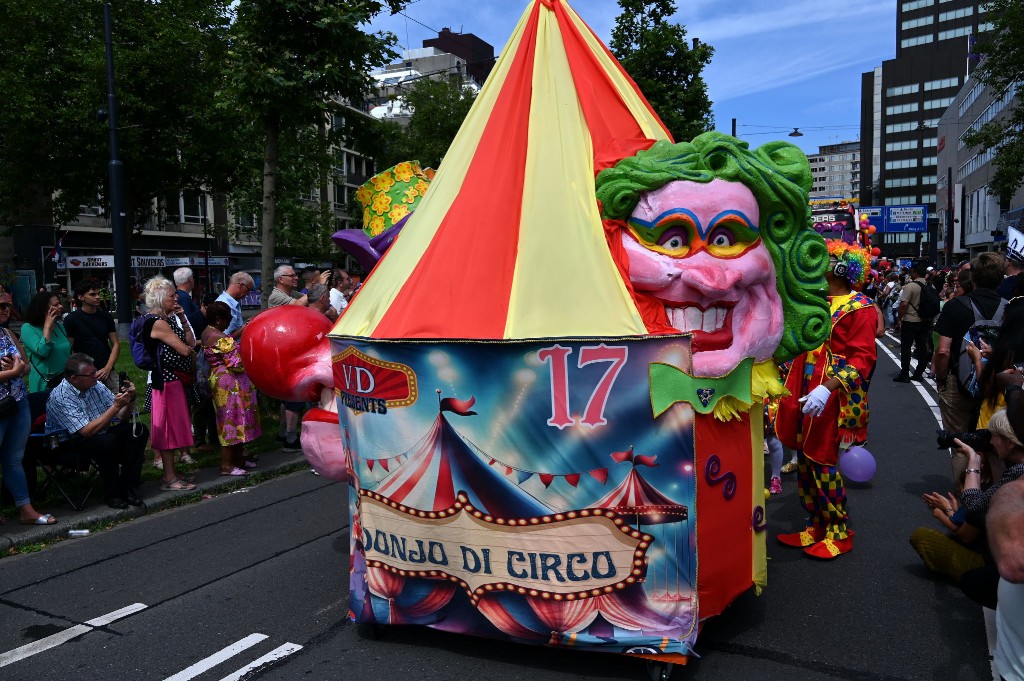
141 276 198 491
911 408 1024 607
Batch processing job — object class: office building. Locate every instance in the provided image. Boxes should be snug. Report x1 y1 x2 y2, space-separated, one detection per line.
859 0 993 260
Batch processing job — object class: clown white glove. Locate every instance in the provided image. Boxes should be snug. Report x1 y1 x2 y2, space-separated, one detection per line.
799 385 832 417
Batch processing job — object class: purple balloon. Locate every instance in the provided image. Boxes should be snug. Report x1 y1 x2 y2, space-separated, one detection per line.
840 445 876 483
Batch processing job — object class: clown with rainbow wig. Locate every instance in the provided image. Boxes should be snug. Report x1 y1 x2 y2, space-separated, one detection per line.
773 240 878 559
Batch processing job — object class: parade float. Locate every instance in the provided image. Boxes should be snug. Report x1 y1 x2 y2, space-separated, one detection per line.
242 0 830 677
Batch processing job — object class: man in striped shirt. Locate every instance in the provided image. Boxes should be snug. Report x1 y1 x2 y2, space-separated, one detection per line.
46 353 148 509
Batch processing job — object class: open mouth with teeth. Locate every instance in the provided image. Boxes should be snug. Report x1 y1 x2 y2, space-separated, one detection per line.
666 303 735 351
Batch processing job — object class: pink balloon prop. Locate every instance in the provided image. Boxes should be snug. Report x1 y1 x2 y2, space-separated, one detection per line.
840 445 876 483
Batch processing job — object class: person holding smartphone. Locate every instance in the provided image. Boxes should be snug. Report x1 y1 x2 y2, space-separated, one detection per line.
20 291 72 392
0 292 55 524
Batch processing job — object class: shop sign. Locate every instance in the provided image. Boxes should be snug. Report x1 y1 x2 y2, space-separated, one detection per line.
131 256 166 268
64 255 115 269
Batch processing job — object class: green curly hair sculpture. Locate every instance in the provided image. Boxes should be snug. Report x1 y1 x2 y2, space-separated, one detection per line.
595 132 829 363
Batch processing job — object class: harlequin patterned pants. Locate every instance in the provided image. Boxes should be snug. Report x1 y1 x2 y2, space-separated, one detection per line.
797 454 849 540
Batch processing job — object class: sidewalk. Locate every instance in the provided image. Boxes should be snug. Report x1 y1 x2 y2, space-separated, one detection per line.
0 447 310 553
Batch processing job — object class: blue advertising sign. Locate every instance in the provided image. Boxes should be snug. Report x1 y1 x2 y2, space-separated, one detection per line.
885 205 928 233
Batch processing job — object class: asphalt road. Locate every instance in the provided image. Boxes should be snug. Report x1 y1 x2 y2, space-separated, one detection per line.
0 332 996 681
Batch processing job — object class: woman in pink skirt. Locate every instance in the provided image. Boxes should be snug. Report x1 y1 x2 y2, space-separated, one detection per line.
141 276 198 491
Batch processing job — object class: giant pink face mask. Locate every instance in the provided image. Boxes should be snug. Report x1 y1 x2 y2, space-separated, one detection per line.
622 178 784 376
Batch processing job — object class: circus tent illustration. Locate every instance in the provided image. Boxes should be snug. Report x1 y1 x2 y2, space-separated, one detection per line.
371 408 551 518
591 449 692 602
332 0 672 341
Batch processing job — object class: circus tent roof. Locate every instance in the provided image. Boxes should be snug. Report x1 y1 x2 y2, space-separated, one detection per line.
372 413 551 518
591 467 687 524
333 0 671 341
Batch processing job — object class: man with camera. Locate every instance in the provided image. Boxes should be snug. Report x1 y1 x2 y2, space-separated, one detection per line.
932 252 1007 481
45 353 149 509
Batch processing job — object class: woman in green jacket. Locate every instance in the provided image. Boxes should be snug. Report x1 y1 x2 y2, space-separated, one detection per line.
20 291 71 392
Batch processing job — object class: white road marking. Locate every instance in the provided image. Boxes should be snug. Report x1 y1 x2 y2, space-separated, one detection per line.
163 633 268 681
0 602 148 667
217 642 303 681
877 333 942 425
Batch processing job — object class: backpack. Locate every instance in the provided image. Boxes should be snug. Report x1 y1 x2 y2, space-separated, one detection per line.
956 297 1007 395
128 314 160 370
910 280 941 320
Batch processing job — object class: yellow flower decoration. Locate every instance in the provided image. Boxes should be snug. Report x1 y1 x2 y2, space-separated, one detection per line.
368 215 386 235
354 185 374 207
388 204 409 224
403 187 419 204
371 171 395 192
414 180 430 197
362 207 370 225
393 162 415 183
371 192 392 215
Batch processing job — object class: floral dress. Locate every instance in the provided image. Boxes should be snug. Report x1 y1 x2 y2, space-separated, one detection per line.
203 335 261 446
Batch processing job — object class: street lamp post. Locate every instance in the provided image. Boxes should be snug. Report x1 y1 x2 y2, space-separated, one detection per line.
102 3 131 338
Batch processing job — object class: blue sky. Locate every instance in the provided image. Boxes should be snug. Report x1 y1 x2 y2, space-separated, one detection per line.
367 0 897 155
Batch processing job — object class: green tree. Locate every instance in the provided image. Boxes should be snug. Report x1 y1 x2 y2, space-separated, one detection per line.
961 0 1024 201
0 0 235 228
373 77 478 169
609 0 714 142
224 0 405 305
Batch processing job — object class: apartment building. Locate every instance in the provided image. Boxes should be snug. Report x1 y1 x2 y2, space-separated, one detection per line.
808 141 861 201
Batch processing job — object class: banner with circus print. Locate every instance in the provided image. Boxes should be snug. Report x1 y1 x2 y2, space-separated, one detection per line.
338 335 704 656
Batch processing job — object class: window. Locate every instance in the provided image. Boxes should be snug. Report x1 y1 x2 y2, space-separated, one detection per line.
939 7 973 21
885 196 919 205
887 102 920 115
922 194 937 204
887 121 917 134
922 156 938 166
902 16 934 30
886 140 919 152
959 82 984 115
924 96 955 110
901 0 934 9
902 34 935 48
939 26 972 40
959 83 1018 149
922 175 937 185
887 83 921 96
885 177 918 188
886 158 919 169
979 22 995 31
923 137 938 148
925 77 959 91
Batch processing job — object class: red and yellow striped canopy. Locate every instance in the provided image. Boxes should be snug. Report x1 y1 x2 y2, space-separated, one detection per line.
334 0 672 340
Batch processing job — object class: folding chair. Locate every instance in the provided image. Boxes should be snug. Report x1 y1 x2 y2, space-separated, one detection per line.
25 392 100 512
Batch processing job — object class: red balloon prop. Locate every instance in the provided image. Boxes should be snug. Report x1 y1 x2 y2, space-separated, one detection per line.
240 306 334 402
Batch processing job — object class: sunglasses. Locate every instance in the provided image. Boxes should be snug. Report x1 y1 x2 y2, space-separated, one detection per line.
73 371 98 379
0 303 10 311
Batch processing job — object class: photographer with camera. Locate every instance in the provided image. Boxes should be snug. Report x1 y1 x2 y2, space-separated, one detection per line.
931 252 1007 482
45 353 149 509
910 409 1024 608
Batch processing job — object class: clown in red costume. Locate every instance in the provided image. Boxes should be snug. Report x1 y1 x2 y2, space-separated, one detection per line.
774 240 878 559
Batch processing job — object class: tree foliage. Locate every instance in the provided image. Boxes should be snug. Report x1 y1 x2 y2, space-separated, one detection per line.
961 0 1024 202
0 0 235 228
224 0 405 302
370 77 478 170
609 0 714 143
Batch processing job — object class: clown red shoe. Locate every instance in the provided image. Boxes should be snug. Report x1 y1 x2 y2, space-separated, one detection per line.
804 535 853 560
777 526 824 547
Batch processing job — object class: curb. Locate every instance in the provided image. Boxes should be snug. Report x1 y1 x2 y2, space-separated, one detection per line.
1 449 310 554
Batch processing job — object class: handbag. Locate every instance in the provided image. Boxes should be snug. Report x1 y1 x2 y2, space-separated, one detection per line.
0 392 16 418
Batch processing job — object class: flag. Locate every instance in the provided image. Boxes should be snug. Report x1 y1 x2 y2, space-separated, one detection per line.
611 447 634 463
50 233 65 263
440 396 477 416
